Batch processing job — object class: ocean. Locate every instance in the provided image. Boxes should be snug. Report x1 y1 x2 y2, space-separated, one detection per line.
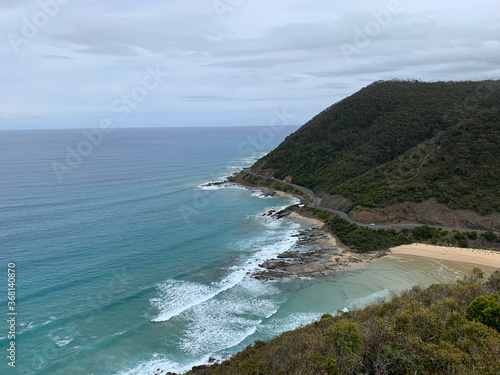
0 127 464 375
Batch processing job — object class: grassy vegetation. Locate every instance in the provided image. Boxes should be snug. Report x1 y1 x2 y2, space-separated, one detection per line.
333 108 500 214
185 270 500 375
253 80 500 215
300 207 500 253
302 208 412 253
233 171 305 197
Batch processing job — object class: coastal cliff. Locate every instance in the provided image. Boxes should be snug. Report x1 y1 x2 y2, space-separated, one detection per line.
248 80 500 231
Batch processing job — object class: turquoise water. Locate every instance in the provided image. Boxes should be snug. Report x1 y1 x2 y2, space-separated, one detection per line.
0 127 464 375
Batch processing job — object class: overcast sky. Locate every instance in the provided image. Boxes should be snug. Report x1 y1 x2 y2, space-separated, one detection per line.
1 0 499 129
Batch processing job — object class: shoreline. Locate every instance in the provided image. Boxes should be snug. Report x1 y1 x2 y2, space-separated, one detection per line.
171 184 500 375
234 181 500 277
291 208 500 276
253 209 383 280
389 243 500 274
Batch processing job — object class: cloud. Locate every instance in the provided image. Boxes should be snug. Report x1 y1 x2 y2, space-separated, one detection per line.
307 40 500 79
0 0 32 9
43 54 74 60
181 95 290 102
205 55 312 69
1 0 499 129
182 95 238 102
314 82 350 90
75 44 138 57
281 76 304 83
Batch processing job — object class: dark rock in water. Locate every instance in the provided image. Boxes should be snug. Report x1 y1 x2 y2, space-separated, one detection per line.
191 364 209 371
202 180 228 187
226 173 238 182
271 204 300 219
262 191 276 197
252 227 345 281
348 256 361 263
263 209 276 216
253 269 290 281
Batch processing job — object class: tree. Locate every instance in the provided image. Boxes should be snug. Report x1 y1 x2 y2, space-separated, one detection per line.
465 293 500 331
483 231 497 242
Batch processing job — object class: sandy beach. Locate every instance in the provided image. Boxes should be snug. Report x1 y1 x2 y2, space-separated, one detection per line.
291 209 500 275
390 243 500 274
241 186 500 278
289 211 325 228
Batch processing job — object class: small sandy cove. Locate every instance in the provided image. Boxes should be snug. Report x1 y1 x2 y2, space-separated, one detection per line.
390 243 500 274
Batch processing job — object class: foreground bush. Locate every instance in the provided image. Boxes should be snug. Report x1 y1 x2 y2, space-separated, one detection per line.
186 270 500 375
466 293 500 332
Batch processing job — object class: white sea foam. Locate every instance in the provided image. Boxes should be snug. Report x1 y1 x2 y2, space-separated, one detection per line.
179 278 279 356
151 232 294 323
265 308 280 319
258 200 301 218
150 235 300 366
150 199 306 368
53 336 74 347
249 190 274 199
198 182 248 191
259 312 323 336
180 304 262 357
47 327 76 348
346 289 391 310
152 268 248 322
17 316 57 336
198 182 228 190
116 353 211 375
239 152 269 166
238 276 280 296
197 152 270 191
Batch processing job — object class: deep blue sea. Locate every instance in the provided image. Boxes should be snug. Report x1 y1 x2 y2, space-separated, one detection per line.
0 127 464 375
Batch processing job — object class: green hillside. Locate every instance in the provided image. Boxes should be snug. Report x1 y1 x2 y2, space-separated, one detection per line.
252 80 500 215
185 270 500 375
333 108 500 214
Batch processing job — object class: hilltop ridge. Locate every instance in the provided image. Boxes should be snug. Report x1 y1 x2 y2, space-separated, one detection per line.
248 80 500 231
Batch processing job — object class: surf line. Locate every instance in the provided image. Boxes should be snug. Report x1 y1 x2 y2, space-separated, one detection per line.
152 269 247 322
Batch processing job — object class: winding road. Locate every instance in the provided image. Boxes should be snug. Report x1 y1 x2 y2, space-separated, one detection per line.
243 169 500 235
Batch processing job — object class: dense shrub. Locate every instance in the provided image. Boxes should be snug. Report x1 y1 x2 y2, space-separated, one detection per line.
186 271 500 375
466 231 478 240
483 231 497 242
412 225 439 241
324 214 412 253
466 293 500 331
453 232 469 248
